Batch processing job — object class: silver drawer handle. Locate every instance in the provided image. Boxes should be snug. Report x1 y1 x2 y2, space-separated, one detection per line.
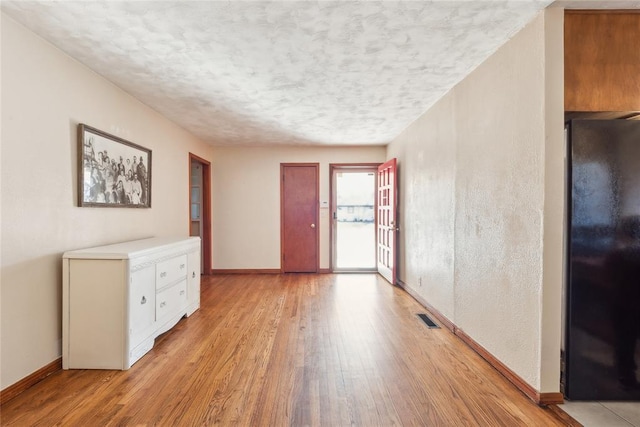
160 301 166 308
192 272 196 278
141 296 147 305
160 272 167 278
180 264 185 269
180 290 185 296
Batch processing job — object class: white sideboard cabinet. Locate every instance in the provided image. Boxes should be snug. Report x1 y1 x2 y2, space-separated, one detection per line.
62 237 201 370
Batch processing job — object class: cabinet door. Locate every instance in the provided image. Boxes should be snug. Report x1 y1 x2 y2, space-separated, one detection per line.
187 250 201 308
129 265 155 345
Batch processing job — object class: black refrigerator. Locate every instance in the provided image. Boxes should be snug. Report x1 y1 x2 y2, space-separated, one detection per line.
566 118 640 400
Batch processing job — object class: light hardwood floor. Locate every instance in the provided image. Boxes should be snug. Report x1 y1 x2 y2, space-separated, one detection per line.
1 274 572 426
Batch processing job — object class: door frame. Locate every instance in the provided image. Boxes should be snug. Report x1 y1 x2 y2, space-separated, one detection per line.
280 163 319 273
329 163 381 272
189 153 212 275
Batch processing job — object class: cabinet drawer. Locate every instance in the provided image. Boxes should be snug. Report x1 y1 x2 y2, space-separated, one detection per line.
156 255 187 289
156 280 187 320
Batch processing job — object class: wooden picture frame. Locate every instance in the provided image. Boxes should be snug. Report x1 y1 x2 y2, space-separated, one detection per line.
78 124 152 208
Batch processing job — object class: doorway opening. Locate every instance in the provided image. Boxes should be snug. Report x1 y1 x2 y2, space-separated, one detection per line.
189 153 211 275
330 164 379 272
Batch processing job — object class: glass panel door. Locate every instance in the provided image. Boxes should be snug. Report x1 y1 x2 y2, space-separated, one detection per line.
190 160 203 270
332 167 377 271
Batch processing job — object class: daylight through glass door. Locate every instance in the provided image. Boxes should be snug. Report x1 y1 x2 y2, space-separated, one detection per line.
333 170 376 271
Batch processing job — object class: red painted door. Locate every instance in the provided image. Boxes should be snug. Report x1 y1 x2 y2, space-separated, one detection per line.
281 164 319 273
377 158 397 284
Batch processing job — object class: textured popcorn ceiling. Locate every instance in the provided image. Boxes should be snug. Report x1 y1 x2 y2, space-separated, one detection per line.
2 1 554 146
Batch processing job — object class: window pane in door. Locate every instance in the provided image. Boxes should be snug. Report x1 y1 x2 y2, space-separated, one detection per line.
335 171 376 269
191 187 200 203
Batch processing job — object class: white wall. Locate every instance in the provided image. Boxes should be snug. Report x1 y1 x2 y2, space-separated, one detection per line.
1 14 213 389
211 146 385 270
386 9 564 391
0 13 4 391
540 7 565 394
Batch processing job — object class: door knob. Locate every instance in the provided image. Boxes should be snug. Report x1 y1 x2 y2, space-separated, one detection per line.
310 224 316 228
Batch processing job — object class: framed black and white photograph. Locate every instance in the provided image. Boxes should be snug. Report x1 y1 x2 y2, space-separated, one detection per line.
78 124 152 208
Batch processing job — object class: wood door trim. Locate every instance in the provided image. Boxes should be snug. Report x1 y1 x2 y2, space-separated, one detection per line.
566 10 640 15
329 163 381 272
189 153 212 275
280 163 319 273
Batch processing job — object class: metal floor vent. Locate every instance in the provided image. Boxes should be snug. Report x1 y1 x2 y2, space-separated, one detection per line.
417 313 440 329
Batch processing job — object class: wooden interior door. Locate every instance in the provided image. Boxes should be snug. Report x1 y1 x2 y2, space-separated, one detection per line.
281 164 319 273
377 158 397 284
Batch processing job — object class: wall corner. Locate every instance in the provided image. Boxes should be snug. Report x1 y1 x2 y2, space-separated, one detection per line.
539 6 565 394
